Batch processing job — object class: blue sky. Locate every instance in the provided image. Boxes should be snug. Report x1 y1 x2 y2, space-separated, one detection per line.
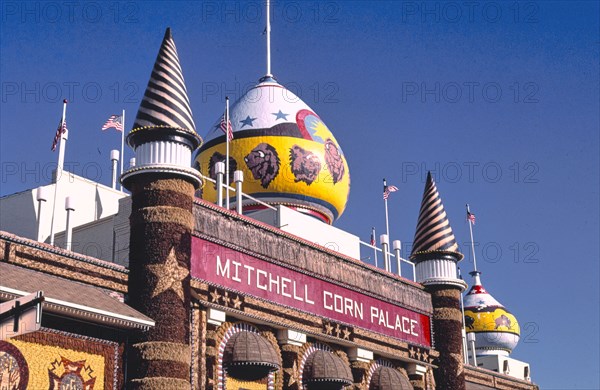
1 1 598 388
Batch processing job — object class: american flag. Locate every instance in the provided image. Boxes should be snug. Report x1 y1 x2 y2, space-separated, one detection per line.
370 228 376 246
383 183 399 200
220 113 234 141
467 211 476 224
102 114 124 132
51 119 67 151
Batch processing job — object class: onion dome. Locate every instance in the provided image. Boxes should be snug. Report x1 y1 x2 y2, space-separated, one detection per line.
195 76 350 224
302 349 353 389
223 331 281 380
463 271 520 356
369 366 412 390
122 28 202 189
410 172 463 261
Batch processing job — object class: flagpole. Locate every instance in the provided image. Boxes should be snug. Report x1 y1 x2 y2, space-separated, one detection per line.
458 266 469 364
120 109 125 191
49 99 68 245
383 178 391 239
372 227 378 268
466 203 478 271
225 97 230 209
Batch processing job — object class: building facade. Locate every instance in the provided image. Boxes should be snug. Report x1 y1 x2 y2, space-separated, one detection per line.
0 26 537 390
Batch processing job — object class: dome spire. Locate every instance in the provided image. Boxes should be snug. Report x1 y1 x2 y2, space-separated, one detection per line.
265 0 273 79
132 27 197 135
410 171 463 260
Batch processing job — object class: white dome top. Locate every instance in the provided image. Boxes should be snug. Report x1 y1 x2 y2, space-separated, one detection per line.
197 77 351 223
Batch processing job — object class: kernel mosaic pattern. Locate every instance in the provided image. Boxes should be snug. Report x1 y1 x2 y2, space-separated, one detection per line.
226 376 269 389
5 338 104 389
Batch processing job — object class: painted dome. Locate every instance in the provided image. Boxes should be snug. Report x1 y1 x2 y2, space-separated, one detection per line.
195 77 350 224
463 271 520 356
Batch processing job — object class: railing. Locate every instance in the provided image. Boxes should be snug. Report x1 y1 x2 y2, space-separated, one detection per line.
199 165 276 212
359 239 416 282
202 164 415 281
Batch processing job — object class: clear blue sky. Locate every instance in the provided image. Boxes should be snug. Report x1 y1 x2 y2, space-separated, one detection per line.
1 2 598 388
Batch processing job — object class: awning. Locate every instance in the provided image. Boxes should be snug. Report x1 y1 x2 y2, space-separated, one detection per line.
223 330 280 380
369 366 413 390
303 349 353 389
0 262 153 330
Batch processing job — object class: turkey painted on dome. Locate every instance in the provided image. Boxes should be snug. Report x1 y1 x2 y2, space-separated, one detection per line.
463 272 520 356
196 78 350 224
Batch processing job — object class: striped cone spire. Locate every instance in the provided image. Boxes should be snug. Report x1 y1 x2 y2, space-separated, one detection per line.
132 28 196 134
410 172 463 261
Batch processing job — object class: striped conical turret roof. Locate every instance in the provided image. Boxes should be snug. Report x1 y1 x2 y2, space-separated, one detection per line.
131 28 198 138
410 172 463 261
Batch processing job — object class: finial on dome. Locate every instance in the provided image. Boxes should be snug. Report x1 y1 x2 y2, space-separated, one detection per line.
410 172 463 261
264 0 273 79
469 270 482 286
131 27 198 138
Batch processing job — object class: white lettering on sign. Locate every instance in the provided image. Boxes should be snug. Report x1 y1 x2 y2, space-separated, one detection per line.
212 256 421 339
216 256 315 304
323 291 364 320
370 306 419 336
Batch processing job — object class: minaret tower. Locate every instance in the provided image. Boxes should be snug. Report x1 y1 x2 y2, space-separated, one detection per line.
121 28 202 389
410 172 467 390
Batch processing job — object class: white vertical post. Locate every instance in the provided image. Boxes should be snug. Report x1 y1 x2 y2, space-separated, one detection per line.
466 203 478 271
36 187 48 242
49 99 68 245
110 150 120 189
393 240 402 277
234 170 243 214
216 161 225 208
225 97 230 209
383 178 391 240
380 234 390 272
120 109 125 191
460 283 469 365
56 101 68 177
372 227 378 268
64 196 75 251
467 332 477 366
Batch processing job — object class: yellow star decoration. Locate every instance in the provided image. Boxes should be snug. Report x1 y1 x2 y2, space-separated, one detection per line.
334 324 341 337
147 247 189 301
285 361 299 387
324 322 334 335
222 291 231 306
210 289 221 303
232 296 242 309
342 328 351 340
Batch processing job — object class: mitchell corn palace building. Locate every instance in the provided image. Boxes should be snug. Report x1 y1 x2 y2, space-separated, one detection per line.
0 27 537 390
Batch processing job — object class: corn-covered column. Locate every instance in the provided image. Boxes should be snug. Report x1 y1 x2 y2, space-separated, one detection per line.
121 27 202 390
410 172 467 390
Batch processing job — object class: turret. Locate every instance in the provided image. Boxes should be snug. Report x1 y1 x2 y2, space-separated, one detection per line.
121 27 201 389
410 172 467 390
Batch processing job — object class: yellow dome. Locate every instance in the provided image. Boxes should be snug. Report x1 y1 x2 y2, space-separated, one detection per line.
463 272 520 356
195 77 350 224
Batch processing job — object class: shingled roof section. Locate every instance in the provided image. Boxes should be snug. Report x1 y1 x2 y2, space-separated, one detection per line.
0 262 153 330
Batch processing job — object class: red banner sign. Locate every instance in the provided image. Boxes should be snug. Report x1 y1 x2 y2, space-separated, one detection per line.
191 237 431 346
